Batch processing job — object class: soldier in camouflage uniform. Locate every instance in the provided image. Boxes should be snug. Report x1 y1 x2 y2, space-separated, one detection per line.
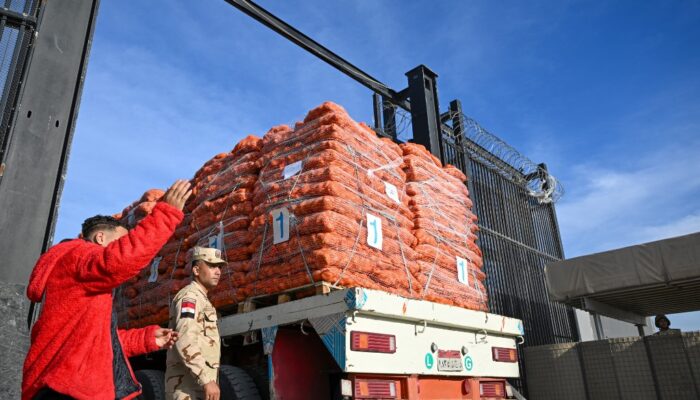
165 247 226 400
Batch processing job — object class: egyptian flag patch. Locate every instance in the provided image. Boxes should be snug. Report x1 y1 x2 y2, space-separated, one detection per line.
181 298 196 319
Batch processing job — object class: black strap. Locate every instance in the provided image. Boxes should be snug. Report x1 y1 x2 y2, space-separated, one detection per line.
27 301 36 330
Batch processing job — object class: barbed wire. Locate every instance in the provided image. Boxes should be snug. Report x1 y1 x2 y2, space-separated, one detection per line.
372 104 564 204
444 110 564 204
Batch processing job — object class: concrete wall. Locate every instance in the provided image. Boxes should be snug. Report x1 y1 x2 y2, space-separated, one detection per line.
0 283 30 399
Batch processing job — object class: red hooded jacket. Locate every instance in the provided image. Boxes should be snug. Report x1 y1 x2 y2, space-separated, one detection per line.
22 202 184 400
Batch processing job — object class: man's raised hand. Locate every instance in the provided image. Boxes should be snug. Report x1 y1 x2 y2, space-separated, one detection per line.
162 180 192 211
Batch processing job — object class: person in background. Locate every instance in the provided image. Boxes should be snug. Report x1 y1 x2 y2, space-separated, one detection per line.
165 246 226 400
654 314 680 335
23 180 192 400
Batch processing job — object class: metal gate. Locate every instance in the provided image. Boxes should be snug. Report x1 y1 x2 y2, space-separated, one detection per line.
437 100 579 392
0 0 39 163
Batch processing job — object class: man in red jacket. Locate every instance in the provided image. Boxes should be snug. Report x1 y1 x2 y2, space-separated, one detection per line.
22 180 192 400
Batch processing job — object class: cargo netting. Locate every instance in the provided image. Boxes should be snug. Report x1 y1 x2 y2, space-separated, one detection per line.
115 102 487 328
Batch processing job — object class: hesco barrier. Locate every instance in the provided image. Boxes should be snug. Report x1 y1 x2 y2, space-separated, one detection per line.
524 331 700 399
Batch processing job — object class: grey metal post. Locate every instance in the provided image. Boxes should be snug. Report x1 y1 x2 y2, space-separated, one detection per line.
372 93 382 132
636 324 646 337
592 313 605 340
0 0 100 284
0 1 100 397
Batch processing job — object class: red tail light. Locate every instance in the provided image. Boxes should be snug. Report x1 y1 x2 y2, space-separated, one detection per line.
480 380 506 398
351 331 396 353
492 347 518 362
354 379 397 399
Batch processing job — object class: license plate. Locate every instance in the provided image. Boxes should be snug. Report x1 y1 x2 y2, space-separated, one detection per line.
437 350 463 372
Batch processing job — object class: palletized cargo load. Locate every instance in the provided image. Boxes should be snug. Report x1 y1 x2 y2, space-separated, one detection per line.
114 102 488 328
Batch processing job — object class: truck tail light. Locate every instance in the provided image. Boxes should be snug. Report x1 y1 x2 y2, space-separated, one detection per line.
355 379 397 399
480 380 506 398
492 347 518 362
351 331 396 353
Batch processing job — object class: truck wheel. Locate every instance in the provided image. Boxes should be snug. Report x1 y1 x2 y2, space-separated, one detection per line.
219 365 262 400
135 369 165 400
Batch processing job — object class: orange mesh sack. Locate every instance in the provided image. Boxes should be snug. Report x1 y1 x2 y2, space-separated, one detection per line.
246 102 421 300
401 142 489 311
116 136 263 328
116 102 491 328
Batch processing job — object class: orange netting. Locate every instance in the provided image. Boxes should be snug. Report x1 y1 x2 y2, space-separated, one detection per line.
116 135 262 327
115 102 488 328
401 142 488 311
244 102 419 302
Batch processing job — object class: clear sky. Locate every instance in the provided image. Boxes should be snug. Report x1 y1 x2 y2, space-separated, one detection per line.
54 1 700 331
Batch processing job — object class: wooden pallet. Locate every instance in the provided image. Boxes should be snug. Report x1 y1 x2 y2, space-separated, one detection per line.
235 281 342 314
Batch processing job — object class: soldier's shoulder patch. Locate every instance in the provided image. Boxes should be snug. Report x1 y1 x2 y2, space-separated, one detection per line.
180 297 196 319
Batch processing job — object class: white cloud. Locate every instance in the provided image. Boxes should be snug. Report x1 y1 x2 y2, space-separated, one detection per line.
557 141 700 257
638 213 700 242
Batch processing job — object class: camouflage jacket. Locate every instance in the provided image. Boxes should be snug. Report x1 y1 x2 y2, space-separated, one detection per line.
165 281 221 389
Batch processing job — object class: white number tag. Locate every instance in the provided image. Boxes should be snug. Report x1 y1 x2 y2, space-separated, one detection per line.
366 213 383 250
282 161 303 179
148 256 162 283
384 182 400 204
208 222 224 251
456 256 469 285
272 207 290 244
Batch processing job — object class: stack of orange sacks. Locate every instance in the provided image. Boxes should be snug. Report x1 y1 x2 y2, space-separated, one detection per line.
113 189 179 327
241 102 421 299
115 135 262 328
114 101 491 328
187 135 262 308
401 143 488 311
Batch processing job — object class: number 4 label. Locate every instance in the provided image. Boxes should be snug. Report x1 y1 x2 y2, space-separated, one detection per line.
384 182 400 204
208 222 224 251
456 256 469 285
271 207 290 244
366 213 383 250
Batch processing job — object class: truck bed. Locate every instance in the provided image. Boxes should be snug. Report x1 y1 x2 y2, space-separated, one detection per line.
218 287 523 378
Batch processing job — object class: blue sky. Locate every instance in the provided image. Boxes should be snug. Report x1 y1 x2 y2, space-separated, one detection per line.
54 1 700 330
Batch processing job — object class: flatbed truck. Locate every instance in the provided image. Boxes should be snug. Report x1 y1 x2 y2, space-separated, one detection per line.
132 286 524 400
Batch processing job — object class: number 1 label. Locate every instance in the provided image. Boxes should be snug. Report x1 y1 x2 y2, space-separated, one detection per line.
366 213 383 250
272 207 290 244
456 256 469 285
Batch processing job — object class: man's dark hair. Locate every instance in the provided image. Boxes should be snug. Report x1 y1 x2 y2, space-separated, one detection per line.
81 215 126 239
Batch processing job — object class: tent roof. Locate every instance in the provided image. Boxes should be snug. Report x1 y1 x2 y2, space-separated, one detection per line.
545 232 700 319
